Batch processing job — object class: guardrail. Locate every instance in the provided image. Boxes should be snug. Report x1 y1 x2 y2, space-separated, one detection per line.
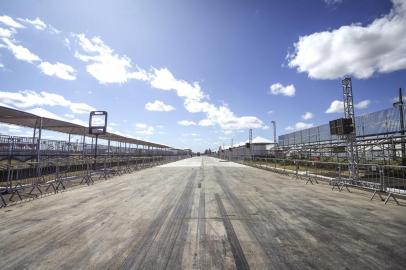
227 156 405 205
0 155 187 207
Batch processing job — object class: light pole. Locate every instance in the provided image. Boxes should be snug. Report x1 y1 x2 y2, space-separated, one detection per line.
271 121 276 144
393 88 405 165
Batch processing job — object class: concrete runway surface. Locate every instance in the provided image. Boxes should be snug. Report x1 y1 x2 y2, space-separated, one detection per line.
0 157 405 270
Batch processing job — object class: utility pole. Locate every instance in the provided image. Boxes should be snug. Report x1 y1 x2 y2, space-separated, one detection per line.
249 129 253 160
393 88 406 165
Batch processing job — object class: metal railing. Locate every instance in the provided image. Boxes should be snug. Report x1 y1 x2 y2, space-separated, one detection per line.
0 134 184 161
0 154 187 207
224 156 405 205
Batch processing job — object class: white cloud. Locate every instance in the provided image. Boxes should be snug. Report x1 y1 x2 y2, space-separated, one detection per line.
69 102 96 114
183 99 264 130
18 17 46 30
74 33 149 84
325 99 371 113
0 21 73 80
269 83 296 96
0 123 32 137
0 27 13 38
286 122 314 131
288 0 406 79
323 0 342 5
178 120 196 126
302 112 314 120
355 99 371 109
73 33 265 131
27 107 87 126
1 38 41 63
0 90 96 114
198 119 215 127
27 107 65 120
135 123 155 135
325 100 344 113
0 15 24 28
145 100 175 112
38 61 76 80
150 68 205 101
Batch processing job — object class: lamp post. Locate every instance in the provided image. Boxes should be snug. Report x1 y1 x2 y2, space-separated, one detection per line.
271 121 276 144
393 88 405 165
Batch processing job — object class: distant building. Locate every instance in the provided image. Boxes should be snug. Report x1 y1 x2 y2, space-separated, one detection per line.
218 136 276 159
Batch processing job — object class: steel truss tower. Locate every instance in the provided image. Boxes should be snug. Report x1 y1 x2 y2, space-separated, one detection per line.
342 77 359 180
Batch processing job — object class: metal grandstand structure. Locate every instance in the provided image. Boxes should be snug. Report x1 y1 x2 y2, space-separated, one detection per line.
0 106 186 161
277 105 406 165
0 106 190 207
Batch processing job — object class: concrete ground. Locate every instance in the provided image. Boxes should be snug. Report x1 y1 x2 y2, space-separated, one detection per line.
0 156 405 270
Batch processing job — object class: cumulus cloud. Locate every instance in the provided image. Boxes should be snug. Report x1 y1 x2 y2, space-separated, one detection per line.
355 99 371 109
149 69 264 130
184 99 264 130
286 122 314 131
269 83 296 96
26 107 87 126
325 100 344 113
27 107 66 121
178 120 196 126
18 17 47 30
1 38 41 63
0 90 96 114
135 123 155 135
0 15 24 28
38 61 76 80
302 112 314 120
71 33 265 131
0 21 75 79
73 33 149 84
150 68 205 101
325 99 371 113
198 119 215 127
145 100 175 112
0 27 12 38
288 0 406 79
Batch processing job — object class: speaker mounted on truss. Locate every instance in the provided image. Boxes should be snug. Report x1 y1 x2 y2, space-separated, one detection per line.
329 118 353 135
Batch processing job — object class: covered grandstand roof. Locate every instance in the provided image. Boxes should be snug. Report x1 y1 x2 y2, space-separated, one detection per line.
0 106 170 148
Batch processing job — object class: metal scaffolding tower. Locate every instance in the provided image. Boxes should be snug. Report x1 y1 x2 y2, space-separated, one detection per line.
342 77 359 179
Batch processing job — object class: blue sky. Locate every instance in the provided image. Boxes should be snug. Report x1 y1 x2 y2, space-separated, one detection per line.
0 0 405 151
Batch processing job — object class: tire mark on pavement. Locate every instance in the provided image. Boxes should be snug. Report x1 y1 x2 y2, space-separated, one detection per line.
214 166 289 270
215 193 250 270
196 187 207 269
120 170 197 270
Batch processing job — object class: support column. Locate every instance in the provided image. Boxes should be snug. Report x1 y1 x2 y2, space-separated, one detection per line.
82 130 86 158
36 118 42 163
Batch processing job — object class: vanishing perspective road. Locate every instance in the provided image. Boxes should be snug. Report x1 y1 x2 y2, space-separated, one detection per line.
0 157 405 270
